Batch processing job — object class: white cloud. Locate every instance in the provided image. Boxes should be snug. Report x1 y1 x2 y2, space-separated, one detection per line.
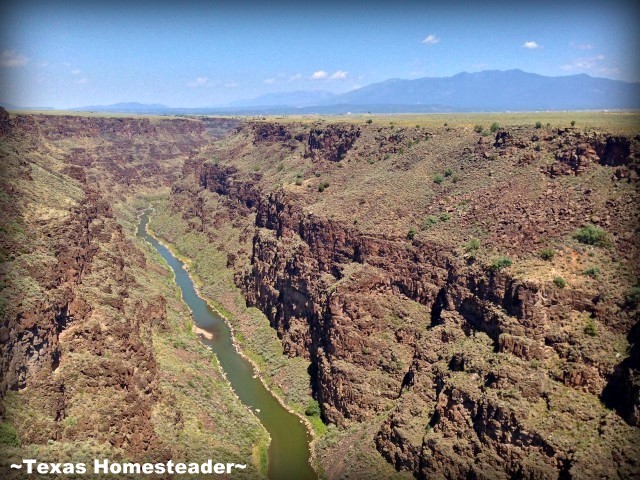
570 42 593 50
422 34 440 45
1 50 29 67
263 77 276 84
329 70 348 80
523 41 543 49
71 68 82 75
187 77 210 87
223 82 238 88
76 77 88 85
288 73 302 82
560 54 617 76
311 70 328 80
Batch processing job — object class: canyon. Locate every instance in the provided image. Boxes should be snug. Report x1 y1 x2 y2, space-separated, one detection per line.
1 107 639 479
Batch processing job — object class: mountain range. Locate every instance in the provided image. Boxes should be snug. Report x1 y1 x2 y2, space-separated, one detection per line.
4 70 639 114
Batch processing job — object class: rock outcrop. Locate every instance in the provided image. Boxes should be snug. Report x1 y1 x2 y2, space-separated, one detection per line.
170 120 640 479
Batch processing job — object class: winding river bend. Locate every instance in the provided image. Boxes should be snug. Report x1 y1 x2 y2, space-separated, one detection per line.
138 211 316 480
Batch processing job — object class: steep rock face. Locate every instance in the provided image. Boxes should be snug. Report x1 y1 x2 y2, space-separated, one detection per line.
0 113 239 458
170 121 640 479
306 125 361 162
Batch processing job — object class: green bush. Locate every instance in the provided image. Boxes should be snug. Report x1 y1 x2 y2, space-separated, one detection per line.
0 422 19 446
573 224 609 246
444 168 454 177
539 248 555 261
439 212 450 221
474 124 483 133
433 174 444 184
535 121 542 129
407 227 417 240
626 286 640 308
490 122 500 132
491 256 512 271
583 267 600 278
295 178 303 186
366 119 373 124
571 120 576 127
318 181 330 192
305 400 322 417
584 319 597 336
422 215 439 230
464 238 481 253
553 276 567 288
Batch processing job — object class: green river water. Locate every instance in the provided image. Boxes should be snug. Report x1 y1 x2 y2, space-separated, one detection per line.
138 211 317 480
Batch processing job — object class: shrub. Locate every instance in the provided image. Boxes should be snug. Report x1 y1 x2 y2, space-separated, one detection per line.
535 121 542 129
464 238 480 252
573 224 609 246
318 181 330 192
366 119 373 124
584 319 597 336
539 248 555 261
433 174 444 184
583 267 600 278
571 120 576 127
444 168 454 177
451 174 460 183
534 142 541 151
439 212 450 221
422 215 439 230
295 178 303 186
553 276 567 288
474 124 483 133
491 256 512 270
305 400 322 417
407 227 417 240
482 130 491 136
490 122 500 132
0 423 19 446
626 286 640 308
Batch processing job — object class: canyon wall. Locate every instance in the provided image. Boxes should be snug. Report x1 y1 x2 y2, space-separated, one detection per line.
0 111 266 476
170 119 640 479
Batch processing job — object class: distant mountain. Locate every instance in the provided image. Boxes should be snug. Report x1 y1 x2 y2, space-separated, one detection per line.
71 102 171 113
331 70 640 111
1 102 56 111
228 90 337 108
64 70 640 114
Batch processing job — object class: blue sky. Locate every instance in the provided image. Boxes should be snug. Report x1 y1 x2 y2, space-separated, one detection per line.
1 0 638 108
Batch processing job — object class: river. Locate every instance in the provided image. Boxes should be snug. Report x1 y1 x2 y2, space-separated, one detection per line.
137 210 317 480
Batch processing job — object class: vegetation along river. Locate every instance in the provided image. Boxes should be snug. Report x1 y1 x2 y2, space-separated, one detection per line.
138 210 316 480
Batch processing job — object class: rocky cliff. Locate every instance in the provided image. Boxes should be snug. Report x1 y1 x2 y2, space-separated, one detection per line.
0 110 265 475
169 118 640 479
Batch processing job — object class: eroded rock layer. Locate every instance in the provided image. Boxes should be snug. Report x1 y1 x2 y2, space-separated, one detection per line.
169 119 640 479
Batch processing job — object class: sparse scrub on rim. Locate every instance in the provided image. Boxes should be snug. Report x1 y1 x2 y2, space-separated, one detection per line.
553 276 567 288
539 248 555 261
573 224 609 247
422 215 439 230
584 319 597 336
583 267 600 278
491 256 512 271
464 238 480 253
